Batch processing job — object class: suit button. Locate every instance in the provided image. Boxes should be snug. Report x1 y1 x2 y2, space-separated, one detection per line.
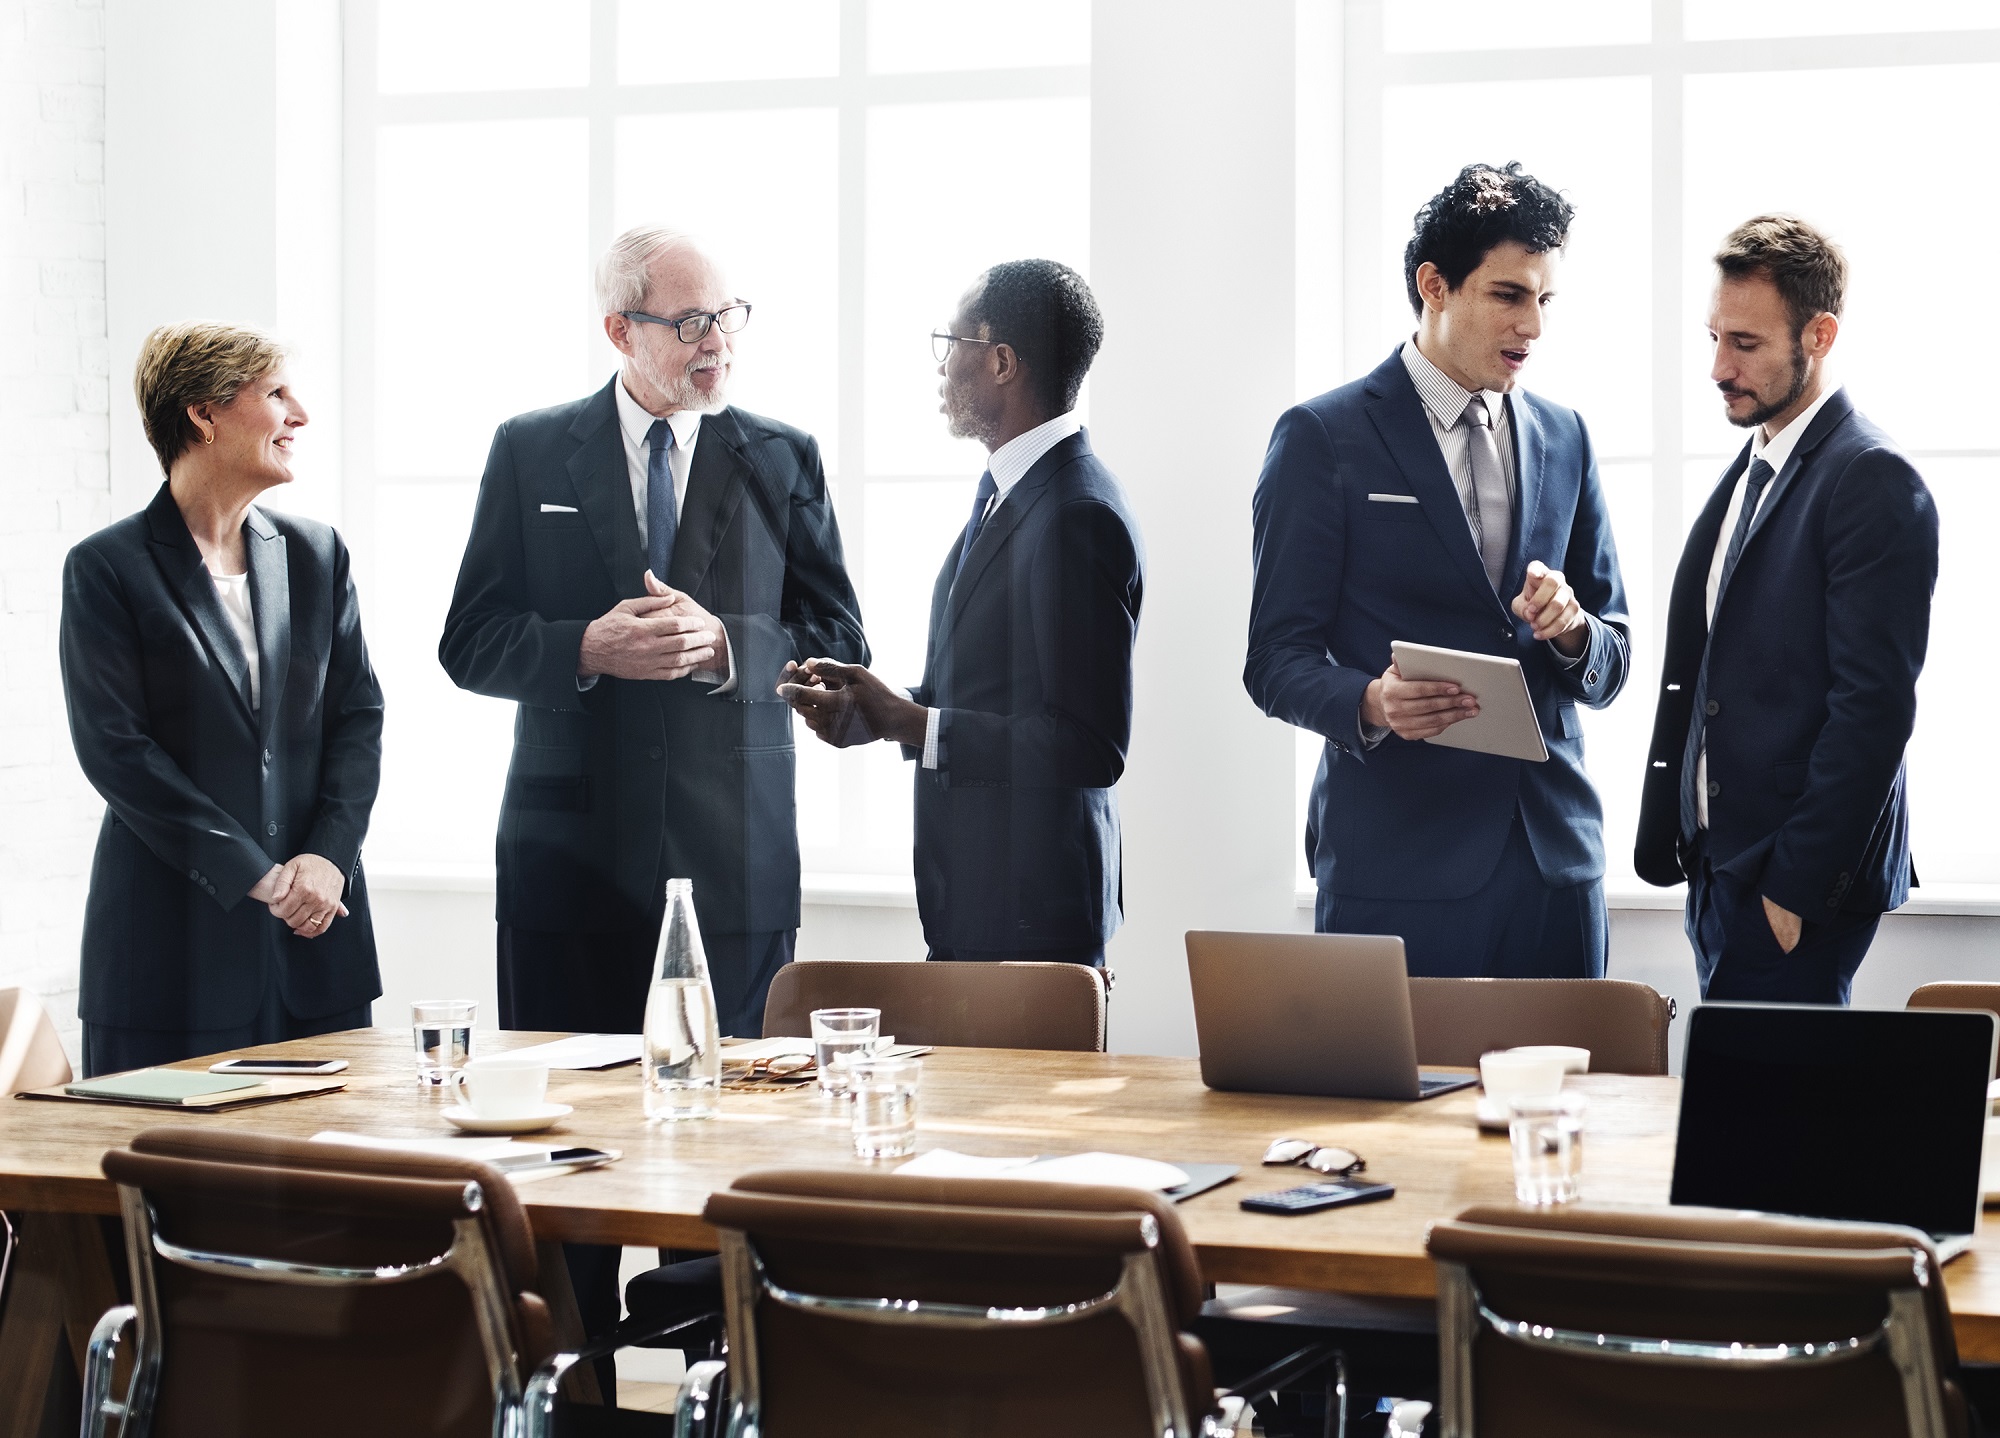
647 746 663 760
267 822 278 836
189 868 200 881
1705 700 1720 716
1586 669 1599 685
1500 626 1512 640
262 748 272 765
1707 781 1721 798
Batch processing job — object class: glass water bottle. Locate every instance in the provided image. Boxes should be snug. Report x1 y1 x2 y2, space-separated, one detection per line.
641 878 721 1120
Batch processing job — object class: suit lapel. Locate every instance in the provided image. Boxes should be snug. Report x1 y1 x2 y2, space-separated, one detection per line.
567 380 646 600
669 408 751 596
243 507 290 739
143 485 255 723
1361 355 1506 617
1714 391 1855 616
946 431 1087 629
1505 392 1546 596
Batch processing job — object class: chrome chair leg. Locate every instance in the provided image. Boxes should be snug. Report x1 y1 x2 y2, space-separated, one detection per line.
81 1304 137 1438
675 1359 727 1438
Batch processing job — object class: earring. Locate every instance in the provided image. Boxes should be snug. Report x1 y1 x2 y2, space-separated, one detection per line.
202 432 214 445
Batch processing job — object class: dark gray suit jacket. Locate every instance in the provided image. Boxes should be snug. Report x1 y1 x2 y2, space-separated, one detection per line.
60 484 384 1030
439 381 867 937
908 430 1143 951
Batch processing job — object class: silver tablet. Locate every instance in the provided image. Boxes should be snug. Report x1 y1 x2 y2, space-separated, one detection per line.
1389 640 1549 763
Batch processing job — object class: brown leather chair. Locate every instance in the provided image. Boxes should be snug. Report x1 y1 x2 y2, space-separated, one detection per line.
688 1167 1227 1438
1910 985 2000 1078
761 959 1107 1051
1408 977 1675 1075
84 1127 565 1438
1426 1203 1970 1438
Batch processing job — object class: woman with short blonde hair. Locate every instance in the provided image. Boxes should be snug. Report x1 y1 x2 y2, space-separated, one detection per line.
59 320 385 1075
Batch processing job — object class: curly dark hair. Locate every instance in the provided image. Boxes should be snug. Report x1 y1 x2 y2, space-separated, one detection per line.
965 258 1104 416
1403 162 1574 317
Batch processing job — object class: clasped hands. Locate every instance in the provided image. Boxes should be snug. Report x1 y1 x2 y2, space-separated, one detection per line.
1361 560 1588 740
579 571 729 682
249 853 347 938
775 659 928 749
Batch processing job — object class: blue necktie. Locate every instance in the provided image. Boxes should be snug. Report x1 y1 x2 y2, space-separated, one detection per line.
646 418 677 582
1679 456 1776 842
952 470 998 585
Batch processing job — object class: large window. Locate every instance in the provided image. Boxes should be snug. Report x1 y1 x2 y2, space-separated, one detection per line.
347 0 1090 882
1298 0 2000 894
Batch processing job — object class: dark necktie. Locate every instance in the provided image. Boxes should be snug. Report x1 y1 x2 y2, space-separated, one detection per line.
646 418 677 582
953 470 998 585
1678 456 1777 841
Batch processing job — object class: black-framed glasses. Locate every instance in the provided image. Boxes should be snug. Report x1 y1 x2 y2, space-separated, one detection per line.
621 304 752 344
1263 1138 1365 1177
932 330 998 363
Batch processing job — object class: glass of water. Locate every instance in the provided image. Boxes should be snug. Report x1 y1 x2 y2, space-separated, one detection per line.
1508 1092 1586 1205
810 1008 881 1096
412 999 477 1086
848 1056 922 1159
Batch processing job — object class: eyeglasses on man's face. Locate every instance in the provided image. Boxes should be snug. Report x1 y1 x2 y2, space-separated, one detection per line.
622 303 752 344
932 330 999 364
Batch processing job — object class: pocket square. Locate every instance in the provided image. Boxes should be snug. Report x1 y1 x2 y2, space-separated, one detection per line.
539 503 580 513
1366 493 1420 504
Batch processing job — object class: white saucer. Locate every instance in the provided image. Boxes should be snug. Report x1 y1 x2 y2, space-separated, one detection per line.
442 1103 572 1135
1475 1098 1511 1132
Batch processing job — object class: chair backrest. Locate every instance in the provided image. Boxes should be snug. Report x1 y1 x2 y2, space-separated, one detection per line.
702 1167 1215 1438
1909 984 2000 1078
1407 977 1673 1075
762 960 1107 1051
1426 1203 1967 1438
0 987 72 1095
96 1127 557 1438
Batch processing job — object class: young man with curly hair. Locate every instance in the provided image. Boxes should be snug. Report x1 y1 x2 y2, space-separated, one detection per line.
1245 162 1631 979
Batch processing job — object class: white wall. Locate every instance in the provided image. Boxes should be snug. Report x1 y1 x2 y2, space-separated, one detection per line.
0 0 110 1053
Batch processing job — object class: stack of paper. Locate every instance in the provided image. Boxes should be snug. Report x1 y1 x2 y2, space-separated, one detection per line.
896 1149 1192 1192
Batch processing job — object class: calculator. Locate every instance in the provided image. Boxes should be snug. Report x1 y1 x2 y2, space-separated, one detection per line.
1239 1179 1396 1215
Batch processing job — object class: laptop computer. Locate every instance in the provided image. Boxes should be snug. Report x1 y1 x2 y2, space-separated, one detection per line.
1185 931 1479 1101
1671 1003 1996 1262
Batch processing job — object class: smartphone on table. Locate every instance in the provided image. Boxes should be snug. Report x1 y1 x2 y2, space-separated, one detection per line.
208 1057 349 1075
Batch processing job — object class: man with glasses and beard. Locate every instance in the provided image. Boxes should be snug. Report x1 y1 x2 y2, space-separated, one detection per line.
441 226 866 1381
1635 215 1937 1004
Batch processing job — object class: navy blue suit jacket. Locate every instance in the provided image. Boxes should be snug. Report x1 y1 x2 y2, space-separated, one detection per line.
440 383 867 937
1635 390 1937 918
60 484 384 1030
907 430 1144 951
1245 349 1631 902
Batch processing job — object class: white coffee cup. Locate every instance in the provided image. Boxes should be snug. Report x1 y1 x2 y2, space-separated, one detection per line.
1479 1050 1566 1106
1502 1044 1590 1075
451 1055 549 1119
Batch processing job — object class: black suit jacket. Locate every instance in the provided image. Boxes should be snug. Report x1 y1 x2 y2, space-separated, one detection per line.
1635 390 1938 918
59 484 384 1030
908 430 1144 951
440 381 867 937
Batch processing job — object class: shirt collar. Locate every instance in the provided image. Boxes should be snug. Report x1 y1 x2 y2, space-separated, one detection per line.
615 374 704 453
1749 383 1840 478
1400 338 1507 431
987 411 1083 496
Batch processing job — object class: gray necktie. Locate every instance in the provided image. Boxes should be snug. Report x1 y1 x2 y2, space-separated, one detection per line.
1461 393 1510 591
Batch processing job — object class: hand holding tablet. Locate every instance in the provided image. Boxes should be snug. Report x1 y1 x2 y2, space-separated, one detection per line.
1388 640 1549 763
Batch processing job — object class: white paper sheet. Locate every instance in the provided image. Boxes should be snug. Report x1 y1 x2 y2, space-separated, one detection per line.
896 1148 1190 1192
499 1033 643 1069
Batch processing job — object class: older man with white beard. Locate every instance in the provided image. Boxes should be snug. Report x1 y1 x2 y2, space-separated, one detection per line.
444 223 867 1037
441 225 867 1381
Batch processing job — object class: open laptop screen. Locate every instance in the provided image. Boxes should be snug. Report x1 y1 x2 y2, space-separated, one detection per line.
1671 1004 1994 1239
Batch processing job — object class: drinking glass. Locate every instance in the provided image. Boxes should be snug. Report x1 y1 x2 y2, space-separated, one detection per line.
1508 1092 1586 1205
848 1056 922 1159
412 999 477 1086
810 1008 881 1095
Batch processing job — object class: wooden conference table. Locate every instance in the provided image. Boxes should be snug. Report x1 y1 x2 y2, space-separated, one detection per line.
7 1027 2000 1367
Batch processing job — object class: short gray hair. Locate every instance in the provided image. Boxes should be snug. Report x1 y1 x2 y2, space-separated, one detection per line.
595 225 697 316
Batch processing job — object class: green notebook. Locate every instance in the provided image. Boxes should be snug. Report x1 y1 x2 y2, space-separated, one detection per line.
64 1069 268 1104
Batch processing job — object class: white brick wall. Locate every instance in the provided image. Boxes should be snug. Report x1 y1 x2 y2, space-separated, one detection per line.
0 0 109 1055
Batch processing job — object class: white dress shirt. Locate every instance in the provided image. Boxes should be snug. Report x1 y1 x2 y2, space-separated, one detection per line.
208 567 259 709
604 377 732 693
916 410 1086 769
1696 382 1842 828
